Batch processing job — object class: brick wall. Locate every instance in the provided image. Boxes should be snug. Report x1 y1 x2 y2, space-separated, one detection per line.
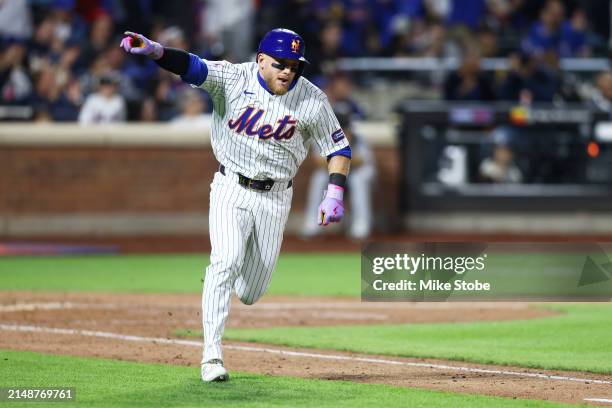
0 145 401 234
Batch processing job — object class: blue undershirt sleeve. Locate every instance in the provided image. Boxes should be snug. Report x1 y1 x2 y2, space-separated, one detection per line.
327 145 352 160
181 53 208 86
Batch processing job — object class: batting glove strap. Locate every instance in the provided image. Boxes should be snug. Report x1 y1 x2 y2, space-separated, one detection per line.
325 184 344 201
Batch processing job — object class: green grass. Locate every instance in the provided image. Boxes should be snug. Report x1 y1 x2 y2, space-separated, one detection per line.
0 254 359 296
0 350 577 408
208 304 611 374
3 254 611 375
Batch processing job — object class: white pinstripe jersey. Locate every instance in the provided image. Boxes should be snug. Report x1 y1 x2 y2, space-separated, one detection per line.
197 61 349 181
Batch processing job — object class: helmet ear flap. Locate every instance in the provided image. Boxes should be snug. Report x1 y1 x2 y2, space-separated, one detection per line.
296 61 306 79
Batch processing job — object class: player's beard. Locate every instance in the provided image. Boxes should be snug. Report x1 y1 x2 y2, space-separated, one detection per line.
269 77 291 95
273 86 288 95
263 69 295 95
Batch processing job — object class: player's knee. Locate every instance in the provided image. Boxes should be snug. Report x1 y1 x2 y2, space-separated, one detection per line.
237 293 255 305
237 291 263 305
239 296 255 305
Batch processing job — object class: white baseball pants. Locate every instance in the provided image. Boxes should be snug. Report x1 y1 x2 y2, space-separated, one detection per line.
202 170 292 363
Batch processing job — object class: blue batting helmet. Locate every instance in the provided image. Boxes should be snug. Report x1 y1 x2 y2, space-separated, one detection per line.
257 28 309 64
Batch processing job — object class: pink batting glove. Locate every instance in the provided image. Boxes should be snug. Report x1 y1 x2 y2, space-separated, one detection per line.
119 31 164 60
318 184 345 226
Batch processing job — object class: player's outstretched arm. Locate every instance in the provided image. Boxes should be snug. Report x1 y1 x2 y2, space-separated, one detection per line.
120 31 193 79
318 155 351 226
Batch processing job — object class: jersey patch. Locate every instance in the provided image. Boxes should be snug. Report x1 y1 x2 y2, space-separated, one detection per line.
331 129 345 143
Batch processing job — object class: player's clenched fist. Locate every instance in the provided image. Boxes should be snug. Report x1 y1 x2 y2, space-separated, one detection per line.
318 184 345 226
119 31 163 60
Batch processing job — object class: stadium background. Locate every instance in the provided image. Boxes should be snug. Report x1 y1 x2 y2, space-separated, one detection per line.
2 0 612 243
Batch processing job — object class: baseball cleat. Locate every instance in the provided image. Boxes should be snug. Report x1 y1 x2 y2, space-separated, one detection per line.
201 359 229 382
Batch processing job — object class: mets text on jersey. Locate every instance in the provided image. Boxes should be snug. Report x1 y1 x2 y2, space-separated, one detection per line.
228 107 297 140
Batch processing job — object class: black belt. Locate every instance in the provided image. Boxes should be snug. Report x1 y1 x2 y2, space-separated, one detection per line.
219 165 292 191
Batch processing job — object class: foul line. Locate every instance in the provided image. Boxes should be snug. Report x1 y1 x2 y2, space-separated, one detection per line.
584 398 612 404
1 324 611 386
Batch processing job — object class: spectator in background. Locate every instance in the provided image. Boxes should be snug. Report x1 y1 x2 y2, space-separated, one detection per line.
498 52 559 103
153 68 190 121
479 124 523 184
32 63 82 121
560 7 590 57
33 108 53 122
74 0 116 24
48 0 87 46
78 72 126 124
203 0 254 62
485 0 525 28
447 0 487 30
521 0 564 56
596 72 612 104
102 45 143 101
80 13 114 69
139 97 158 122
337 0 374 57
476 26 499 57
423 0 451 22
479 142 523 183
171 88 210 127
302 103 375 240
29 16 56 71
7 0 609 126
385 0 459 58
0 0 33 42
521 0 591 58
587 71 612 113
371 0 404 52
157 26 189 51
306 19 345 84
0 42 32 104
411 22 459 58
50 76 82 121
443 51 495 100
324 71 366 119
32 66 61 111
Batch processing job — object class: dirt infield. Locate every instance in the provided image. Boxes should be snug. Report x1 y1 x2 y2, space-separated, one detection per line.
1 292 611 406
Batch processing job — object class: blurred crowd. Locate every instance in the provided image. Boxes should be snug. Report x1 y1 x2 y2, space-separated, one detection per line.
0 0 611 122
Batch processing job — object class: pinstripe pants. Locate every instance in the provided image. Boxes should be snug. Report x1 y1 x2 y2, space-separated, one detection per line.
202 171 293 363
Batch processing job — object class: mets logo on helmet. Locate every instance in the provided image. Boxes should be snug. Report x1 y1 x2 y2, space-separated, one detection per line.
291 39 300 53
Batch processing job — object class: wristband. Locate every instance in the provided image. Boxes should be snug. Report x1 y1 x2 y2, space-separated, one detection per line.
156 47 190 75
329 173 347 188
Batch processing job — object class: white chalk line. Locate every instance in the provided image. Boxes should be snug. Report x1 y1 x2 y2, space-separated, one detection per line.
585 398 612 404
0 301 533 313
0 323 611 386
0 302 87 312
0 302 119 313
0 302 388 321
236 302 533 310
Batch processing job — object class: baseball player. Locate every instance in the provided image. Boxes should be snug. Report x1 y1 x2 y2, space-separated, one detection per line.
120 28 351 382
